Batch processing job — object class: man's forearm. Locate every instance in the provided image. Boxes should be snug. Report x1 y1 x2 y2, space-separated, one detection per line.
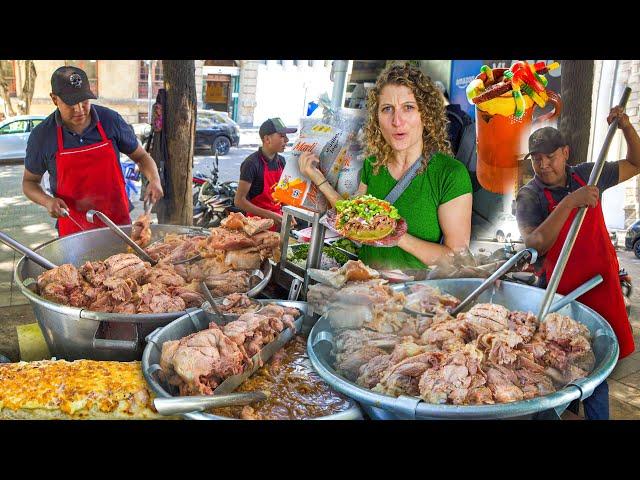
524 200 574 254
23 179 53 208
136 154 162 184
623 125 640 168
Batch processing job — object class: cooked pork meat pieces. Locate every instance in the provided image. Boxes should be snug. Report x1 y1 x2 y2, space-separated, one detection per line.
160 323 246 395
204 229 257 252
376 351 446 398
539 313 592 348
357 354 393 389
37 263 83 291
160 303 300 395
204 270 252 297
460 303 511 338
144 263 186 287
131 212 152 248
477 330 524 366
417 344 489 405
221 212 274 236
216 293 260 315
137 283 186 313
330 289 593 405
36 216 280 314
224 248 262 270
103 254 149 283
335 346 389 381
308 278 404 316
405 284 461 314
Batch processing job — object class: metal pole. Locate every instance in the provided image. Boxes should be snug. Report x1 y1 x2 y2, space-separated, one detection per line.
147 60 153 122
537 86 631 322
330 60 349 111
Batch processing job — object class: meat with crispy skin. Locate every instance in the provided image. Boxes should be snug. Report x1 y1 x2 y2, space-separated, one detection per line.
160 323 245 395
103 254 149 283
131 212 152 248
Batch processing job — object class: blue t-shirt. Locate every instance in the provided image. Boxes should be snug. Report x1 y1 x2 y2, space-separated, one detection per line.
25 104 139 197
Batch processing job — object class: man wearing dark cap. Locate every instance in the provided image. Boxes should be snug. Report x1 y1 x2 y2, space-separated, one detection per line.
516 106 640 419
22 66 164 236
235 117 297 230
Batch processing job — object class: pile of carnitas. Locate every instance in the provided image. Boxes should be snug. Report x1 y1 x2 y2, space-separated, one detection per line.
308 261 596 406
35 213 280 314
160 292 352 420
159 298 300 396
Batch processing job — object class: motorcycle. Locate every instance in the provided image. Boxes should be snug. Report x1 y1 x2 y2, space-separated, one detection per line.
620 267 632 315
192 153 240 228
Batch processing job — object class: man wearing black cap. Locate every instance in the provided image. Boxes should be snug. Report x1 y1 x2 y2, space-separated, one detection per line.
235 117 297 230
22 66 164 236
516 106 640 419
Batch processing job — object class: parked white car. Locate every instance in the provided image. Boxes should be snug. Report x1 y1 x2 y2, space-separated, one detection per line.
0 115 47 163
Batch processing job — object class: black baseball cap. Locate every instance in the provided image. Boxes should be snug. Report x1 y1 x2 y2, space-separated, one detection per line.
259 117 297 140
524 127 568 160
51 66 97 105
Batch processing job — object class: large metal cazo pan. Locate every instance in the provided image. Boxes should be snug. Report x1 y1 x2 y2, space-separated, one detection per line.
13 225 271 361
308 278 618 420
142 301 363 420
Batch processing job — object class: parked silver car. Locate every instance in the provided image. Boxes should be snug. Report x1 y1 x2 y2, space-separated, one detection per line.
0 115 47 163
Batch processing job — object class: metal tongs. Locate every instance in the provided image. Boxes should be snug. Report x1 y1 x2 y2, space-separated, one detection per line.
154 391 269 415
144 199 154 216
86 209 157 265
450 248 538 316
60 208 85 231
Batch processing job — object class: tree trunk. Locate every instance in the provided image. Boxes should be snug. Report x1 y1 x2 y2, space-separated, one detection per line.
559 60 595 166
157 60 196 225
0 60 17 116
17 60 37 115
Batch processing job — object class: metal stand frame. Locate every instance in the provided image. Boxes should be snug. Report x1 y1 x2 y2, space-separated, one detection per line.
275 205 327 301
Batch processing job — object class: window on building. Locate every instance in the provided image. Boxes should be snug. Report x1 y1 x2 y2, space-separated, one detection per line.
204 60 237 67
138 61 164 99
65 60 98 95
0 61 17 97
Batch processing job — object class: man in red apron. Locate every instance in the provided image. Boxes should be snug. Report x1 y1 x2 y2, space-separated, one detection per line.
235 117 297 231
516 107 640 419
22 66 164 236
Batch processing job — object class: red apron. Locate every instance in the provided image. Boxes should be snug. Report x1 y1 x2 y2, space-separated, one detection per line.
543 172 635 358
248 153 283 232
55 122 130 237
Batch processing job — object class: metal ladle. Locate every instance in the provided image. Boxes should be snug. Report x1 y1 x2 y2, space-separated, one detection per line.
0 231 57 270
86 209 157 265
154 391 269 415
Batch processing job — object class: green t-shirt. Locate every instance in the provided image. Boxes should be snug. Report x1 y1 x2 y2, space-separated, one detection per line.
358 152 472 269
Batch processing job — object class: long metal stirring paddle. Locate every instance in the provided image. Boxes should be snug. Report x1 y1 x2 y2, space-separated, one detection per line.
0 231 57 270
537 87 632 322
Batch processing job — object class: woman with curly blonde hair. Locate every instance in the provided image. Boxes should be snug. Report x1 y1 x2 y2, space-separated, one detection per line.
299 63 472 269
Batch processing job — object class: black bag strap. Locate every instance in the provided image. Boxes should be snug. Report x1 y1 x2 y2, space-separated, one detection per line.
384 155 426 205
